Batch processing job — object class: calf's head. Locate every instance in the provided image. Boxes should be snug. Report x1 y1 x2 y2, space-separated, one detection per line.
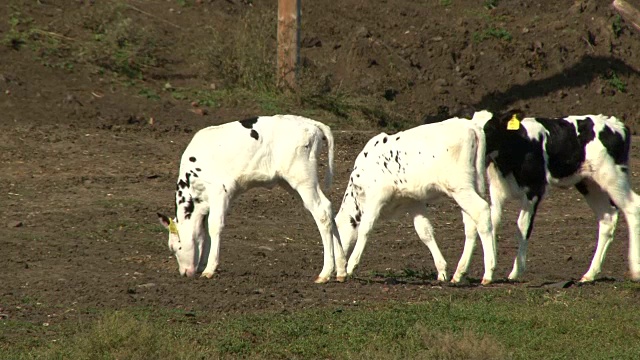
157 213 201 277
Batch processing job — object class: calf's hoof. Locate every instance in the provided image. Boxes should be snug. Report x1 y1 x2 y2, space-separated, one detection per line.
450 273 464 284
481 278 492 285
201 271 215 279
578 275 595 283
314 275 330 284
336 275 347 283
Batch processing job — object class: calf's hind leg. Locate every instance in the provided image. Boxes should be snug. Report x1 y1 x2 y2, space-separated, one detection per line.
575 179 619 282
451 189 496 285
595 165 640 281
290 181 345 283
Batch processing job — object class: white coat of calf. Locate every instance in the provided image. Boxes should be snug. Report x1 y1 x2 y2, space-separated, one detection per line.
457 110 640 282
334 117 497 285
157 115 346 283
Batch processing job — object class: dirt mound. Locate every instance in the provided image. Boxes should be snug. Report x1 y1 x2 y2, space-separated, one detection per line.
1 0 639 131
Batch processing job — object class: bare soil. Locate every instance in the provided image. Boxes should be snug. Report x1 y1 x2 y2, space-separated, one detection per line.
1 0 639 340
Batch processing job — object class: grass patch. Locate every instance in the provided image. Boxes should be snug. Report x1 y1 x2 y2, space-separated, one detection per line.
606 71 627 93
612 14 623 38
484 0 500 10
4 286 640 359
201 9 277 93
473 27 513 42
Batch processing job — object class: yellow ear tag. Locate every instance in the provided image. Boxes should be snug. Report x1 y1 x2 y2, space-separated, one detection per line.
507 114 520 130
168 218 179 235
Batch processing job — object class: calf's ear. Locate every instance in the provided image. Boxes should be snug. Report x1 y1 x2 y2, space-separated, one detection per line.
157 213 171 230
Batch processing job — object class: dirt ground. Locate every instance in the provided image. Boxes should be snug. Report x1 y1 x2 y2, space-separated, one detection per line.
1 0 640 337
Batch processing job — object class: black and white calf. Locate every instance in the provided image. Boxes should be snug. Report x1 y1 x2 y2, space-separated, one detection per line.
334 117 497 285
157 115 346 283
457 110 640 282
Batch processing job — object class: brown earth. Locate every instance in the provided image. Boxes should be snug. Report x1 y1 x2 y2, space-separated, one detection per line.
1 0 640 343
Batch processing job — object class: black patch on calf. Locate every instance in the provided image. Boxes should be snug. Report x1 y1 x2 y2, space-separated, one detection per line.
576 117 596 146
525 199 541 239
195 168 202 172
364 152 368 157
189 156 197 162
349 211 362 228
240 116 259 129
483 118 547 191
250 129 259 140
536 117 586 179
183 197 195 220
598 125 630 165
383 137 388 143
178 179 189 189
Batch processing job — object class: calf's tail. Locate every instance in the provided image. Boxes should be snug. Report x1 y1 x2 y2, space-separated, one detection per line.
313 121 335 193
472 124 488 197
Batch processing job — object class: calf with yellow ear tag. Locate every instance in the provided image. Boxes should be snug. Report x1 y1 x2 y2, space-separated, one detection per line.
156 115 347 283
506 114 520 130
157 212 200 278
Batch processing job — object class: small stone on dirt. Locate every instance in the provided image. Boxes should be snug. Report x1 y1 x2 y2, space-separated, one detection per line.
302 36 322 48
190 108 208 116
137 283 156 289
8 221 23 228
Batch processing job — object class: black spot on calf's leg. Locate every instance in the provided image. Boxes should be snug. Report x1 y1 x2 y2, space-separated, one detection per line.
189 156 197 162
183 198 195 220
250 129 259 140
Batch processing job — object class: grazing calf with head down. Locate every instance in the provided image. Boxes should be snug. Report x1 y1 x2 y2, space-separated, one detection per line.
334 118 497 285
158 115 346 283
457 110 640 282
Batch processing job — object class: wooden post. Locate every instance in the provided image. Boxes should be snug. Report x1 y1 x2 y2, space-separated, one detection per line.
612 0 640 33
277 0 300 90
